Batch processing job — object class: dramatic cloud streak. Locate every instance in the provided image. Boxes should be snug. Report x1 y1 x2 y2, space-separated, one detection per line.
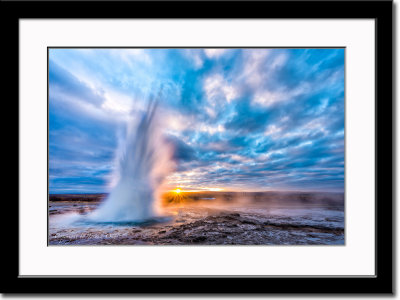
49 48 344 193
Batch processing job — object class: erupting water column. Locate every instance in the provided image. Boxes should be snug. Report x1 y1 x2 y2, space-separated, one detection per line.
88 100 174 223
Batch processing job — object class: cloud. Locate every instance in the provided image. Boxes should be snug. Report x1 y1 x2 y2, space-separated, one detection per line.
49 59 146 125
49 48 345 193
49 59 105 106
204 49 228 59
203 73 239 105
181 49 205 69
166 135 197 163
110 49 152 65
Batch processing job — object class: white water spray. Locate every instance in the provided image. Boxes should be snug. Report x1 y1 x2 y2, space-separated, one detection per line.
88 100 174 223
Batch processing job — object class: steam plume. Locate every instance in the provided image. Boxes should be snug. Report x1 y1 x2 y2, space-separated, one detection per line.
88 99 174 222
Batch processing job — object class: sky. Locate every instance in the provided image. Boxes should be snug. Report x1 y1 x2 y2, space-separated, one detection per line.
49 48 344 194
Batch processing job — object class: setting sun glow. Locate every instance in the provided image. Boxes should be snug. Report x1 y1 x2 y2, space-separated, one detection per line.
174 188 181 194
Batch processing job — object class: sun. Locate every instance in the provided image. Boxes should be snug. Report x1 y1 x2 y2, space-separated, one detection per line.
174 188 181 194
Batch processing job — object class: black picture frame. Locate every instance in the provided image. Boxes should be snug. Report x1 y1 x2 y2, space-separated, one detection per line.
6 0 393 294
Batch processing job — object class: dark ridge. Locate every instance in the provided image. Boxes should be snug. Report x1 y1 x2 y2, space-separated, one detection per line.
49 194 107 202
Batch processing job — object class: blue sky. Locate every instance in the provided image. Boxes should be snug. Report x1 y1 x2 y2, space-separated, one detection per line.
49 48 344 194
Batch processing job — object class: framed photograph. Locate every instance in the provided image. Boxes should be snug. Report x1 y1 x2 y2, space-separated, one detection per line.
8 0 392 294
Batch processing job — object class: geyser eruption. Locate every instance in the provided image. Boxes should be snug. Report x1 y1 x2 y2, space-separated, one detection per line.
88 100 174 223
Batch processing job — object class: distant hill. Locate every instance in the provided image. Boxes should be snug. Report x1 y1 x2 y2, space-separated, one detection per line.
49 193 107 202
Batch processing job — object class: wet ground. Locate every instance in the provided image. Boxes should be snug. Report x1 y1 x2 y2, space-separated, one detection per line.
49 201 344 245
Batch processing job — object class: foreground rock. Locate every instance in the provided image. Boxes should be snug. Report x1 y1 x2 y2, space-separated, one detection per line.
49 202 344 245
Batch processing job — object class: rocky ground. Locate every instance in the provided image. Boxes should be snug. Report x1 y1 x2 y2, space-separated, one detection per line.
49 201 344 245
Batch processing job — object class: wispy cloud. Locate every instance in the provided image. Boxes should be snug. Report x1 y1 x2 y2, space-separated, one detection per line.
49 48 344 193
